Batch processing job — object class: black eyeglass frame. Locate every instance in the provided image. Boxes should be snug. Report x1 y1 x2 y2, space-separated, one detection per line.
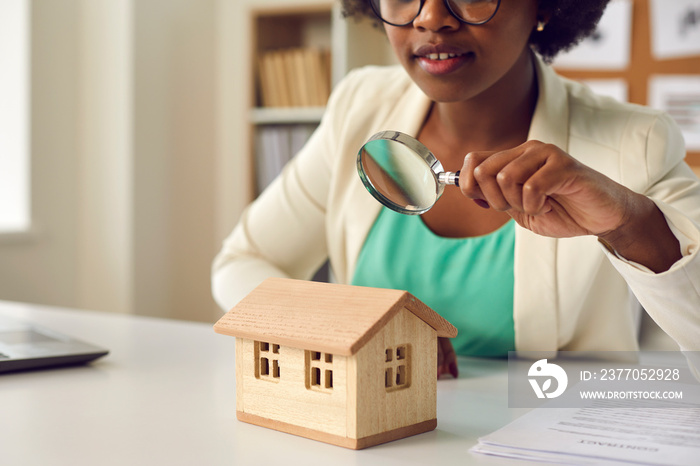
369 0 501 27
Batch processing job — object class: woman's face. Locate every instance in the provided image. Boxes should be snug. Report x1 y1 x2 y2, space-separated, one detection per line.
382 0 539 103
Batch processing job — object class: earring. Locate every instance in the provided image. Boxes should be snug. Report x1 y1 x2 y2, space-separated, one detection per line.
536 21 546 32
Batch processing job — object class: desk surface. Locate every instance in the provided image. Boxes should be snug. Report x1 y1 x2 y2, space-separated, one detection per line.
0 300 531 466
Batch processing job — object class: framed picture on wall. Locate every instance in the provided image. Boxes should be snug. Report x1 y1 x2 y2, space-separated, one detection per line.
649 75 700 151
552 0 632 70
650 0 700 60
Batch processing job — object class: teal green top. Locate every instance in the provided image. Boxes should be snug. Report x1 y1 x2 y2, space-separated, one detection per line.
351 208 516 357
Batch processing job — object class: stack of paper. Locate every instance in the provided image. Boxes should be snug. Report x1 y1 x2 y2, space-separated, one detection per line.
471 398 700 465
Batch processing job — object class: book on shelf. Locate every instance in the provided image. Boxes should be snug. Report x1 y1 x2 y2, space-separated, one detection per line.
257 47 330 108
255 124 316 193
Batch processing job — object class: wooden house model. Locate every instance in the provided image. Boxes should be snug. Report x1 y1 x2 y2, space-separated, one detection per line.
213 277 457 450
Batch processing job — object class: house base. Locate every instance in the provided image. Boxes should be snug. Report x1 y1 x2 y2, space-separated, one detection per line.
237 411 437 450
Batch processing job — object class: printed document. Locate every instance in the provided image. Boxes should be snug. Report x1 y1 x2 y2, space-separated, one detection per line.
471 396 700 465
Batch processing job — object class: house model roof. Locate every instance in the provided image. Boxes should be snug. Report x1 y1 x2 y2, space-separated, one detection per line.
214 277 458 356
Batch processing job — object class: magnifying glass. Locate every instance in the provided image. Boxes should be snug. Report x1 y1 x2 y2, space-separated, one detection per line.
357 130 459 215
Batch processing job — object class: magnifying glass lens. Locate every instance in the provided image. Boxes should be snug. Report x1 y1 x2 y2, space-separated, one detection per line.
358 131 459 214
359 139 438 214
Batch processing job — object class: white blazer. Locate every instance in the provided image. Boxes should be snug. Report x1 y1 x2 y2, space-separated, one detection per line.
212 53 700 360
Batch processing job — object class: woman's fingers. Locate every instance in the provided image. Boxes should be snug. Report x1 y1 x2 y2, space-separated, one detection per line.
474 146 531 211
437 337 458 378
458 140 630 238
460 141 570 215
460 150 494 208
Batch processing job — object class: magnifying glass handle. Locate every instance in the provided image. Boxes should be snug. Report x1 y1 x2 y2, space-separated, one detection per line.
438 170 460 187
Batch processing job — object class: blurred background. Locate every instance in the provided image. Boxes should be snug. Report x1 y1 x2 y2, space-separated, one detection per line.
1 0 223 322
0 0 698 323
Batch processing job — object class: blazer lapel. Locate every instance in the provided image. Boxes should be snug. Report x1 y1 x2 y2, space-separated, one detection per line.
514 54 570 354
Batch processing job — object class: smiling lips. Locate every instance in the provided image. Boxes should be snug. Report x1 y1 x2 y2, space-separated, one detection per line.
415 46 473 75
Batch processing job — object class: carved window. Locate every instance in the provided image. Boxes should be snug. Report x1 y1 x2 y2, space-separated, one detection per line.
385 344 410 391
306 350 333 392
255 341 280 381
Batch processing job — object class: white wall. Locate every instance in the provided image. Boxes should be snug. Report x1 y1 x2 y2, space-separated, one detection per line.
0 0 82 308
76 0 134 316
0 0 221 322
132 0 219 321
215 0 260 243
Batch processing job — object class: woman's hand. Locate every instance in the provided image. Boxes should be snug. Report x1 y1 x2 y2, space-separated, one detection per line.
438 337 458 378
459 140 682 272
460 140 631 238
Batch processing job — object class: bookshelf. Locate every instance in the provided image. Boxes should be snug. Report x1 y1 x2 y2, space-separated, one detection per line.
238 1 394 282
247 1 394 195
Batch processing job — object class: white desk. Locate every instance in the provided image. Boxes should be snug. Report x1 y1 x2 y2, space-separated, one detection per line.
0 300 531 466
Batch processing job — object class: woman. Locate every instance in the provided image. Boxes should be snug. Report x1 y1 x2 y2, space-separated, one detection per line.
212 0 700 377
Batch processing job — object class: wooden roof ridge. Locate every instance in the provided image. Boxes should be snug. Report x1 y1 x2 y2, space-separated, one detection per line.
213 277 457 356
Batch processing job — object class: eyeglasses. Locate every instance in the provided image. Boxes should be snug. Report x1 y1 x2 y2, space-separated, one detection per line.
369 0 501 27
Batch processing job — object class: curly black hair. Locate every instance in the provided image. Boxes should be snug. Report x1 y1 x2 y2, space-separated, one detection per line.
339 0 611 63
